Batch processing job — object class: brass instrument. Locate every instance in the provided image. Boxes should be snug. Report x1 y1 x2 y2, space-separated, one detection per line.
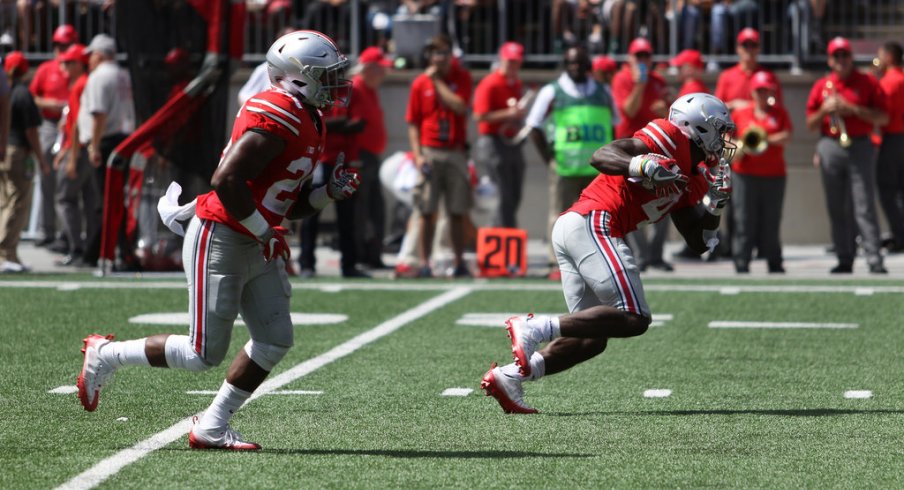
824 80 852 148
737 125 768 157
502 88 537 146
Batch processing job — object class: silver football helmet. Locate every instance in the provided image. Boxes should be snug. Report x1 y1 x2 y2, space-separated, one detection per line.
266 30 351 108
668 93 737 166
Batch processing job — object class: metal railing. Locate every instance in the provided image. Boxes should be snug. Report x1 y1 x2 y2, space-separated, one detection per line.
4 0 903 67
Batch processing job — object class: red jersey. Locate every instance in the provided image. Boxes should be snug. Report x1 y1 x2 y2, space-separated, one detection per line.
806 70 887 139
350 74 387 155
472 70 523 137
731 104 792 177
879 66 904 134
29 58 70 120
61 74 88 150
611 65 669 138
568 118 709 237
405 66 472 148
715 64 783 107
677 78 709 97
196 88 325 236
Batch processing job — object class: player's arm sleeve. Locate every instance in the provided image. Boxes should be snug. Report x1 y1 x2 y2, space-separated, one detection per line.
241 97 303 142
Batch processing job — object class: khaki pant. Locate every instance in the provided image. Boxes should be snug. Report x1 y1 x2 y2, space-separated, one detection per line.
547 168 595 265
0 146 34 263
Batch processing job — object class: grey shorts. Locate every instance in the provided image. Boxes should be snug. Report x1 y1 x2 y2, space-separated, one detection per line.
552 211 650 317
182 216 293 365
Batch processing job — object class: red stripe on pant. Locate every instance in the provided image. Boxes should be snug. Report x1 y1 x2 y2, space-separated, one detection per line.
194 220 214 355
592 211 640 314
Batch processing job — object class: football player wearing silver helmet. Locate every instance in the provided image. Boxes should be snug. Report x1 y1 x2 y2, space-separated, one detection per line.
482 93 735 414
77 30 360 450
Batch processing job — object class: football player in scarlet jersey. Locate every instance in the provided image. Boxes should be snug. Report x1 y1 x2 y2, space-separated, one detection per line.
482 93 735 413
76 31 360 450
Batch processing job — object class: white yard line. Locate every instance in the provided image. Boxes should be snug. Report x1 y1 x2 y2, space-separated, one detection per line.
708 321 859 329
844 390 873 399
441 388 474 397
643 389 672 398
185 390 323 396
55 286 472 490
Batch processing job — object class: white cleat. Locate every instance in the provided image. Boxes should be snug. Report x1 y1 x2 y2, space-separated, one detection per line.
505 314 539 377
480 363 538 414
77 334 116 412
189 418 262 451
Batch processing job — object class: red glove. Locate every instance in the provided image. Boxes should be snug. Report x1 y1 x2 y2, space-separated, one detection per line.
260 226 291 263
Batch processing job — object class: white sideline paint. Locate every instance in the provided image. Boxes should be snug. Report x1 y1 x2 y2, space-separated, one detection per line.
55 287 472 490
185 390 323 396
441 388 473 397
854 288 874 296
709 321 859 329
48 385 78 394
129 312 347 327
454 312 674 327
6 280 904 295
644 389 672 398
844 390 873 399
719 287 741 295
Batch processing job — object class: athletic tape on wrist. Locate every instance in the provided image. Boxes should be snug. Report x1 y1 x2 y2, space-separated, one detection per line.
308 185 332 210
628 155 645 178
239 210 269 238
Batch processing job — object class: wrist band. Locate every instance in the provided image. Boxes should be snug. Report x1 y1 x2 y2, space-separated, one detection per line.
239 210 269 238
628 155 645 177
308 185 332 210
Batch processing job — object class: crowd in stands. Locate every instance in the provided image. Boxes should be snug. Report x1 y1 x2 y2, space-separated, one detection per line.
1 14 903 277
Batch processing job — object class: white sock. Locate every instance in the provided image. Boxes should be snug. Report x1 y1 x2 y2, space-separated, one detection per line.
499 362 523 379
197 381 252 434
526 352 546 381
101 339 150 367
528 315 561 342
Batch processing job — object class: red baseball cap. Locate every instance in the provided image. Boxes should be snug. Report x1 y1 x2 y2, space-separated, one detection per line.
358 46 392 67
670 49 704 69
628 37 653 55
4 51 28 77
591 55 616 72
737 28 760 45
59 43 88 64
52 24 78 45
749 70 776 91
499 41 524 61
827 36 852 55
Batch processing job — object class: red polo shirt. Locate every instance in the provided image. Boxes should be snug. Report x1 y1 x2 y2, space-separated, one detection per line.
677 78 709 97
61 73 88 150
611 65 669 138
29 58 70 120
714 64 783 106
731 104 792 177
351 74 387 155
472 70 523 137
879 66 904 134
321 103 357 164
406 66 472 149
806 70 887 139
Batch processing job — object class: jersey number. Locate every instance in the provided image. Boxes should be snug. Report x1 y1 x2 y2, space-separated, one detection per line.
639 194 679 226
262 156 313 216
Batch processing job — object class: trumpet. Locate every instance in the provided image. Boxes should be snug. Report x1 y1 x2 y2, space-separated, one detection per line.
824 80 852 148
737 125 768 157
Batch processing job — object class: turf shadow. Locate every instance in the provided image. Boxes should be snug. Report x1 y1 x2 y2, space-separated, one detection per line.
547 408 904 417
165 448 593 458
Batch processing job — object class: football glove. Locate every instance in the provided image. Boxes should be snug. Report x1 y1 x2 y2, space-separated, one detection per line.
326 153 361 201
630 154 687 198
702 158 732 215
260 226 291 263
